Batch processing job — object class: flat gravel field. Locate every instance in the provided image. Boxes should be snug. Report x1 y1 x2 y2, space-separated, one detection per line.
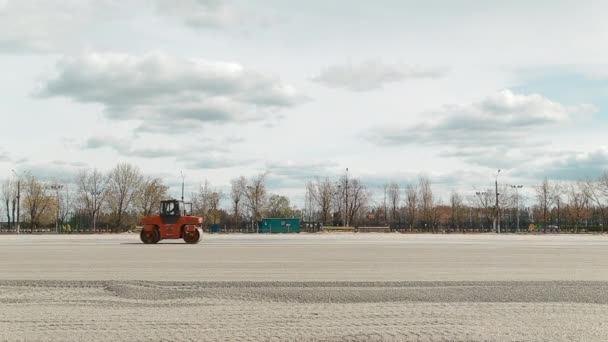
1 234 608 341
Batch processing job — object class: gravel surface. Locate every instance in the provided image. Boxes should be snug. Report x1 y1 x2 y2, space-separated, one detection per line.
1 234 608 341
2 280 608 341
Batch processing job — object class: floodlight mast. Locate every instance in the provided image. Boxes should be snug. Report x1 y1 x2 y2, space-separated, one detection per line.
11 169 22 234
180 171 185 202
495 169 501 233
510 185 524 232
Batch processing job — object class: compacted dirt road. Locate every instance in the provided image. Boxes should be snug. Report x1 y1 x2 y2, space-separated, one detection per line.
1 234 608 341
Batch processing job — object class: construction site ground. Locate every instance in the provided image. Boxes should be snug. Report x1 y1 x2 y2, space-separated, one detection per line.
1 233 608 341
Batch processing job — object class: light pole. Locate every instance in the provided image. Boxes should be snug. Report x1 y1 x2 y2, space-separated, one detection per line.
180 171 185 202
510 185 523 232
50 184 64 234
91 190 101 232
246 185 257 233
344 168 349 228
335 184 342 226
495 169 501 234
11 169 22 235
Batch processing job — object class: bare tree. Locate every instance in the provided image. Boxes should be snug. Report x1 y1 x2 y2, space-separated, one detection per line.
191 179 222 225
450 191 465 231
306 177 334 224
138 177 168 216
1 179 15 228
383 184 388 226
193 180 212 218
387 182 400 228
208 190 223 225
230 176 247 228
106 163 144 230
243 173 268 230
470 189 494 231
567 183 588 233
333 174 368 227
54 184 73 228
266 194 295 218
404 183 417 231
77 168 109 232
303 186 315 222
535 177 554 232
418 176 437 232
553 182 564 230
583 173 608 231
22 174 53 229
331 182 344 226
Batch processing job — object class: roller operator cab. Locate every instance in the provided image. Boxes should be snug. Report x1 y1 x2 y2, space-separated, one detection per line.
140 199 203 244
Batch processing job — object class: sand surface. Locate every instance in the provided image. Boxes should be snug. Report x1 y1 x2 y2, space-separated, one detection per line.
1 234 608 341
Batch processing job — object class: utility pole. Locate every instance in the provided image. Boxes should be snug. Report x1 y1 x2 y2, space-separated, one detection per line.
344 168 349 228
180 171 185 202
495 169 501 234
50 184 64 234
11 169 21 235
510 185 523 232
556 196 561 231
180 171 186 216
91 190 101 232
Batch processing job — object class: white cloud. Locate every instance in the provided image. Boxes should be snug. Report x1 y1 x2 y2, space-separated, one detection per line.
265 160 340 189
39 52 303 133
19 162 86 183
155 0 240 29
84 135 249 170
364 90 598 171
0 151 10 162
0 0 120 53
366 89 596 148
313 60 446 91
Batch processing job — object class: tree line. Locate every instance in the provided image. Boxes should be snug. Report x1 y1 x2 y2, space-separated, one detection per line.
2 164 608 233
304 173 608 233
0 164 299 232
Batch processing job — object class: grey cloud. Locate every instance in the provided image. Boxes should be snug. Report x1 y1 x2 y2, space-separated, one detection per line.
265 162 471 194
366 90 595 148
153 0 280 31
517 148 608 181
358 170 480 191
0 0 122 54
187 157 253 170
313 60 446 91
85 135 246 170
85 136 176 159
438 146 574 170
21 162 85 184
265 161 339 189
39 52 303 132
85 136 131 155
0 151 10 162
437 145 558 170
51 160 88 168
85 136 197 159
365 90 597 170
155 0 240 29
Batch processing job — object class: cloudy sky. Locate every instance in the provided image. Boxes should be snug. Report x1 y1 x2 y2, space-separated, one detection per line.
1 0 608 204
